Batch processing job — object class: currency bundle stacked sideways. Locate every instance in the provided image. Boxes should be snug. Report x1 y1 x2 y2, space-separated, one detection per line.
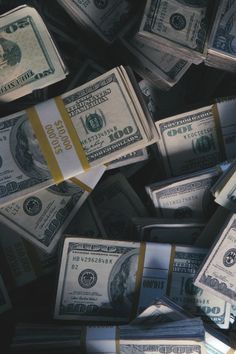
0 65 158 206
119 21 191 90
12 297 206 353
54 236 231 328
155 96 236 177
146 166 221 220
57 0 136 44
194 211 236 305
0 5 68 102
206 0 236 72
137 0 213 64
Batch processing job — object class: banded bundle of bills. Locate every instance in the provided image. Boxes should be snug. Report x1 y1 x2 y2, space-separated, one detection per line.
57 0 136 44
130 218 205 244
12 298 206 353
0 274 11 314
0 165 106 253
155 96 236 177
137 0 214 64
146 167 221 220
54 236 230 328
211 159 236 213
119 21 191 90
206 0 236 72
0 5 67 102
194 211 236 305
0 66 158 206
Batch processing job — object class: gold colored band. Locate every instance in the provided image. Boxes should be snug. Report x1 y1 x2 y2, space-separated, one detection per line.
27 106 64 184
115 326 120 354
54 96 90 171
130 243 146 321
166 245 176 296
70 177 93 193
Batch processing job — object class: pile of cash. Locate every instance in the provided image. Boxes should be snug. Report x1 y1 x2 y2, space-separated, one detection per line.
2 1 236 353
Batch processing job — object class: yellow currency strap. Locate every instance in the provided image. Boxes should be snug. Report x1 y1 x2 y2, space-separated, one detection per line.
70 177 93 193
212 103 227 161
27 106 64 184
54 96 90 171
166 245 176 296
130 242 146 321
227 349 235 354
115 326 120 354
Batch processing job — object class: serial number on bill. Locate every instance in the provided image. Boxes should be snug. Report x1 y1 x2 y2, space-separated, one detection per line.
71 256 113 266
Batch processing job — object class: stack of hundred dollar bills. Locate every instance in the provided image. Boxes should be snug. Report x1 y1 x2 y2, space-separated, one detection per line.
3 1 236 353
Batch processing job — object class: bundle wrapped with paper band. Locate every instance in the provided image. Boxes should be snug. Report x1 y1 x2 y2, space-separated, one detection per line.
0 66 158 206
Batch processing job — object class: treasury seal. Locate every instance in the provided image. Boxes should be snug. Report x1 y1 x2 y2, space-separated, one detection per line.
223 248 236 267
93 0 108 9
23 196 42 216
170 13 186 31
78 269 97 289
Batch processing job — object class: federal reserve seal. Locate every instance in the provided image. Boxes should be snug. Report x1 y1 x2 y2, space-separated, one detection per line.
170 13 186 31
23 196 42 216
93 0 108 9
223 248 236 267
78 269 97 288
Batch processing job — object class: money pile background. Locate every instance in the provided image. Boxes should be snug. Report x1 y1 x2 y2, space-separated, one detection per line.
1 0 236 353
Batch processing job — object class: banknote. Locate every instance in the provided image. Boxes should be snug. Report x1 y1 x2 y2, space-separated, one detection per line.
156 97 236 177
91 173 148 239
107 148 149 170
146 167 220 220
206 0 236 72
0 274 11 314
0 5 67 102
168 246 231 329
138 0 210 63
205 330 236 354
119 21 191 90
57 0 134 43
131 218 205 244
213 163 236 213
0 166 106 253
0 66 158 206
194 212 236 304
0 223 57 288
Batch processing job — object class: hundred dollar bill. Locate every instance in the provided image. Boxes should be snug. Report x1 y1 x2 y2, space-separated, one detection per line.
91 173 148 239
212 160 236 213
57 0 136 43
119 21 191 90
0 5 67 102
206 0 236 72
138 0 212 64
156 98 236 177
54 237 174 322
0 274 11 314
205 330 236 354
68 62 153 170
168 246 231 329
146 167 221 220
0 223 57 288
54 236 229 327
194 212 236 304
0 166 106 253
130 218 205 244
0 66 158 206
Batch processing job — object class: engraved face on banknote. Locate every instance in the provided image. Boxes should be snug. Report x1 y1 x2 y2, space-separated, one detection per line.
109 249 138 314
10 116 50 181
